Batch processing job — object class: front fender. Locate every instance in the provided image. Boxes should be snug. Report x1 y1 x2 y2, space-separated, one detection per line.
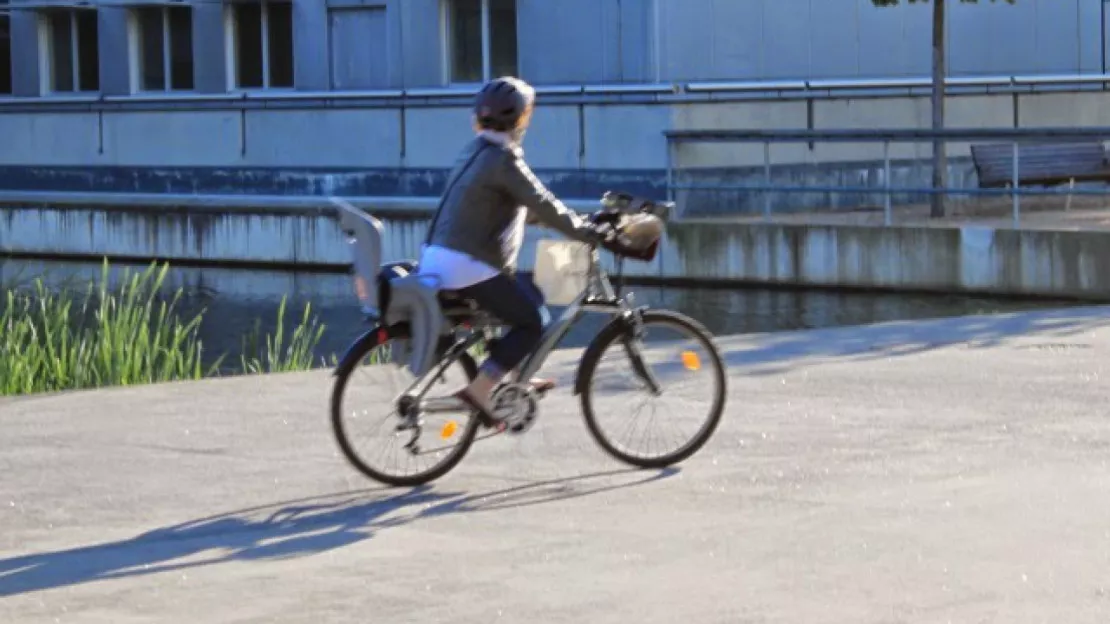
572 313 637 396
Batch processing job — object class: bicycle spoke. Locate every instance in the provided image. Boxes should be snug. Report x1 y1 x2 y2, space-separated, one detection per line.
581 311 726 467
331 331 480 486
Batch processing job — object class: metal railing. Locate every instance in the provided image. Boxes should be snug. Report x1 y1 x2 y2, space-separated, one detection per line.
663 127 1110 227
3 72 1110 110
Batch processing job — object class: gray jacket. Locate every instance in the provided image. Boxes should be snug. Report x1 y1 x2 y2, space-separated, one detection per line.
424 135 601 274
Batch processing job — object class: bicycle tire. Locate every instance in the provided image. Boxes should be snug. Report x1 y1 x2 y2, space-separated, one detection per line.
578 309 727 468
330 323 482 487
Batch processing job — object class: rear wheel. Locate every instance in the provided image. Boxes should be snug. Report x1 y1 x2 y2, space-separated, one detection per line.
578 310 727 468
330 324 481 487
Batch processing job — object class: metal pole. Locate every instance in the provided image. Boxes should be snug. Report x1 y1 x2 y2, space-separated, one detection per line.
883 140 892 226
481 0 492 82
1011 141 1020 227
763 141 771 219
664 139 674 204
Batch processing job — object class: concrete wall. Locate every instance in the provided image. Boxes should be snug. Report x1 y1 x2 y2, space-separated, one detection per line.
658 0 1105 82
3 0 1107 95
4 0 1110 216
6 89 1110 212
663 220 1110 300
5 90 1110 170
4 202 1110 301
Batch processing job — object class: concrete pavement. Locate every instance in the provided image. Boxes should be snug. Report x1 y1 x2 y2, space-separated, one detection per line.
4 305 1110 623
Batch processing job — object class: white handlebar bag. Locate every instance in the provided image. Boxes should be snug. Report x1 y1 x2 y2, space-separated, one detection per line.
533 239 591 306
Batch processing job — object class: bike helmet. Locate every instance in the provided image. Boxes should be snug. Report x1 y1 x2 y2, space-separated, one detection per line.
474 76 536 133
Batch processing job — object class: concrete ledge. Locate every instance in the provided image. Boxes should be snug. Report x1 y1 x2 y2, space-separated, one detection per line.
4 202 1110 301
664 221 1110 301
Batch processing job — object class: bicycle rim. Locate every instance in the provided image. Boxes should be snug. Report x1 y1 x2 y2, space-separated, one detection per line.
580 310 727 468
330 325 481 487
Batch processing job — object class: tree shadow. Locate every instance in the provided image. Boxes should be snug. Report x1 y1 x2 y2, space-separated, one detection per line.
0 467 677 598
718 304 1110 376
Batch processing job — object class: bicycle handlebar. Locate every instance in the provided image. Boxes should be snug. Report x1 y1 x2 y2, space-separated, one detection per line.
586 190 671 263
598 191 674 220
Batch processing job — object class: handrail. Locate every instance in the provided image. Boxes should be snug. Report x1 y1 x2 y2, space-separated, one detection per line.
1 72 1109 108
0 190 603 214
685 80 809 93
1011 73 1110 85
664 127 1110 144
243 89 405 100
101 92 246 103
946 76 1013 87
582 83 678 95
805 77 931 90
662 124 1110 227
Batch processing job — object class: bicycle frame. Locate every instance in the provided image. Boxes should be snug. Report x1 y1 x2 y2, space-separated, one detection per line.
408 244 660 415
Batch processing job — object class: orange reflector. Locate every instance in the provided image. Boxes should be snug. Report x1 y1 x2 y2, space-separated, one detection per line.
681 351 701 371
440 420 458 439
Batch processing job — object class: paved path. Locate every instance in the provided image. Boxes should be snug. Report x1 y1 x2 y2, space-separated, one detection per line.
4 306 1110 623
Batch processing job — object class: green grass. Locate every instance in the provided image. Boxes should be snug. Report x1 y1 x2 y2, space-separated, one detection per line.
0 260 328 397
238 295 330 375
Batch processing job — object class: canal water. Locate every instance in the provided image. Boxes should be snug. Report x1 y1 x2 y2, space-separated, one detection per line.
0 257 1079 370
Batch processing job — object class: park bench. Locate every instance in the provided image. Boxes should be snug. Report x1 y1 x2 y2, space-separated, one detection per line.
970 140 1110 189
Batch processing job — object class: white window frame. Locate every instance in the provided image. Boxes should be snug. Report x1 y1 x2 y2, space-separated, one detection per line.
40 8 96 94
130 5 186 92
445 0 509 86
225 0 292 91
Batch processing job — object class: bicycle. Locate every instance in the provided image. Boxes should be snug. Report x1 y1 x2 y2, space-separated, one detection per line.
329 192 728 487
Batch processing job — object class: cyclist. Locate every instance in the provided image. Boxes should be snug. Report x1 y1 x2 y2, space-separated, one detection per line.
417 76 612 427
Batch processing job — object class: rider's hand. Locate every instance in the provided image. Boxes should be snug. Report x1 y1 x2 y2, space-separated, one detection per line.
595 224 637 255
591 221 620 245
588 208 622 227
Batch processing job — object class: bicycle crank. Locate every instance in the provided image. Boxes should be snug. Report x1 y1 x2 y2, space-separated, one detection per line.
490 382 540 436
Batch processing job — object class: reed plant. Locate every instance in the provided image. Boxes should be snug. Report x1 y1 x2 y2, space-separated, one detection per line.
0 260 328 397
239 295 330 374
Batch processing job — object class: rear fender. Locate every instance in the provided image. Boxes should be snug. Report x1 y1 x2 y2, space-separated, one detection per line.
333 327 385 376
332 322 457 377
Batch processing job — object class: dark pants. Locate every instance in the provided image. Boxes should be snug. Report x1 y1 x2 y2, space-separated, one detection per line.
457 273 545 378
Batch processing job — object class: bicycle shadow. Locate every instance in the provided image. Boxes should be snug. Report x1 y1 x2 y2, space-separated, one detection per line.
0 467 677 598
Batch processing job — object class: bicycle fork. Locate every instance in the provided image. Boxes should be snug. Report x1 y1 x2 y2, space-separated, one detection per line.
620 309 663 396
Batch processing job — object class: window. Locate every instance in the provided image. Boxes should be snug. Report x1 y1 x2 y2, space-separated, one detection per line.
329 7 388 90
449 0 517 83
134 6 194 91
0 3 11 94
229 0 293 89
43 8 99 93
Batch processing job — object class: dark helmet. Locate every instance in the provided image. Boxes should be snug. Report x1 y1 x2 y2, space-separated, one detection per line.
473 76 536 133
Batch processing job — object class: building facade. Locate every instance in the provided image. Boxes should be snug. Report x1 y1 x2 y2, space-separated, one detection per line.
0 0 1108 207
1 0 1107 96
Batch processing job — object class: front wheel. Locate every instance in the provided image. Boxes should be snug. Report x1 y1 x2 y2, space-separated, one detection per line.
577 310 727 468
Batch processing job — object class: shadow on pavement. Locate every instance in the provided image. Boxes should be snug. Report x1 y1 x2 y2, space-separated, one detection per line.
0 467 677 598
720 305 1110 376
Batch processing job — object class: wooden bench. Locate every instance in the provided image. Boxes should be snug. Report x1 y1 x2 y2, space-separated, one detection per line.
970 141 1110 189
